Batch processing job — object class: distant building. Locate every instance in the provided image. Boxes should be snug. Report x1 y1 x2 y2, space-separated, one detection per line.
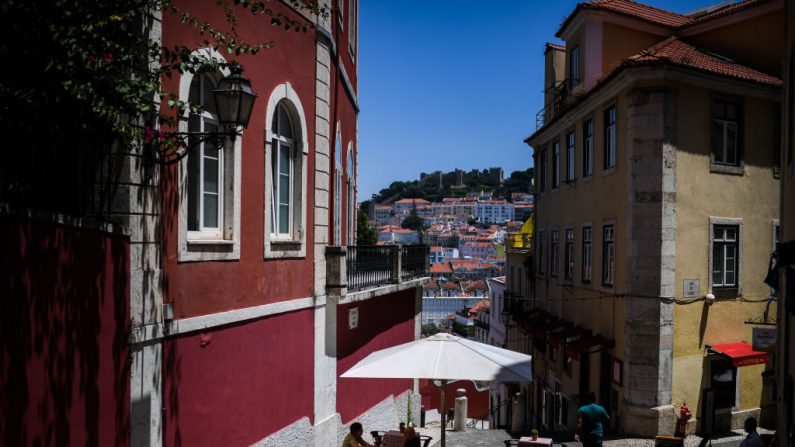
489 167 504 185
475 200 514 224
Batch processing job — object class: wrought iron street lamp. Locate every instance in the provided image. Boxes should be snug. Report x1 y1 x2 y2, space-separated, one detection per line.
148 67 257 164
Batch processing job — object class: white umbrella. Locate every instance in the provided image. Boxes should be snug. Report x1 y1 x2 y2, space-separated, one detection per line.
341 333 533 447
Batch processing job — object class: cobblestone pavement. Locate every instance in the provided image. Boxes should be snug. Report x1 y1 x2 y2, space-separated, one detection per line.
412 426 773 447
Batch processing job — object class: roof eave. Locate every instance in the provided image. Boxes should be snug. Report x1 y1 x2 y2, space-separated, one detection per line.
524 60 781 146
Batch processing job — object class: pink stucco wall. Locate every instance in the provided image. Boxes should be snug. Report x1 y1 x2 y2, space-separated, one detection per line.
0 215 131 446
163 308 314 447
337 289 418 422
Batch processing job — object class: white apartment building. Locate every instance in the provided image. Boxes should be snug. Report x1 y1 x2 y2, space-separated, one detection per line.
474 200 515 224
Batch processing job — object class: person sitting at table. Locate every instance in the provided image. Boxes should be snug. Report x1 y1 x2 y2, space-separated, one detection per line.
342 422 374 447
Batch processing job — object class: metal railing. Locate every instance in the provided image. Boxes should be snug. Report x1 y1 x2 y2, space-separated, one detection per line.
345 244 430 292
401 244 429 281
346 245 393 291
535 78 581 129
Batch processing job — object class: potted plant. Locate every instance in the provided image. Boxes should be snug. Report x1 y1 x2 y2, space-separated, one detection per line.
531 429 539 441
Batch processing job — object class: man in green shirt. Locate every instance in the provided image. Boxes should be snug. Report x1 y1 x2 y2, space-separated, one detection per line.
575 391 609 447
341 422 374 447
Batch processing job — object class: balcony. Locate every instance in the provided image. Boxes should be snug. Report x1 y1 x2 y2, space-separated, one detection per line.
326 244 430 298
535 78 582 129
505 232 532 250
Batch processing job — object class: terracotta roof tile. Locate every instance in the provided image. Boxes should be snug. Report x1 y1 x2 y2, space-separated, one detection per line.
682 0 770 28
625 37 781 86
558 0 689 36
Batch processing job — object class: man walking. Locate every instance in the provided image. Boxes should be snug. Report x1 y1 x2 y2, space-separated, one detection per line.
575 391 609 447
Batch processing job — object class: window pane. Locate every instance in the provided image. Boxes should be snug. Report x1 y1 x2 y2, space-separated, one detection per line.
279 145 290 175
203 193 218 228
278 105 292 139
187 151 200 231
279 173 290 205
713 120 725 163
726 122 737 165
203 156 219 193
202 74 217 116
279 203 289 234
713 244 724 285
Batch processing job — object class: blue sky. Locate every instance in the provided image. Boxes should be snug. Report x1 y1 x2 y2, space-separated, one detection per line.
357 0 713 199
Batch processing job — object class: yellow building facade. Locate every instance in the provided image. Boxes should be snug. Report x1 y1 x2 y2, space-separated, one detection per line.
523 0 783 437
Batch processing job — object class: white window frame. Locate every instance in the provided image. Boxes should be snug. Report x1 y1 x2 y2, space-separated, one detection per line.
178 48 242 262
604 105 616 169
187 73 224 240
564 227 574 280
566 131 575 182
602 224 615 287
552 141 560 189
347 142 356 244
581 225 592 283
348 0 356 59
583 119 593 177
570 45 580 85
270 104 294 239
264 82 309 259
712 97 742 169
538 229 546 275
550 229 559 277
708 217 743 293
334 125 343 246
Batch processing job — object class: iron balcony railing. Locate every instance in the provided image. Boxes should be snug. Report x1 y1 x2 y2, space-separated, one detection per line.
535 78 582 129
342 244 430 292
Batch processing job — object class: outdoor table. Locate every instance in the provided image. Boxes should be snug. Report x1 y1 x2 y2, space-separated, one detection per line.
518 436 553 446
382 430 405 447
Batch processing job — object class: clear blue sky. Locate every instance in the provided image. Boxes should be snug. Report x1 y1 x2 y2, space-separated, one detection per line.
357 0 713 199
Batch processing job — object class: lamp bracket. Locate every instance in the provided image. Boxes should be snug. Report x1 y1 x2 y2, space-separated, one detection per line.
147 129 238 165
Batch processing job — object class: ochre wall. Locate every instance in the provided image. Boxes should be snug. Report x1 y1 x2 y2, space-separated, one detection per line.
671 81 779 420
0 215 131 447
601 23 660 74
162 308 314 447
337 290 417 422
685 11 783 78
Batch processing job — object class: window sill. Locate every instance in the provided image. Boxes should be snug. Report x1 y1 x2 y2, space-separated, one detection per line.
602 166 616 176
712 288 740 300
710 163 744 176
581 175 593 184
187 239 234 245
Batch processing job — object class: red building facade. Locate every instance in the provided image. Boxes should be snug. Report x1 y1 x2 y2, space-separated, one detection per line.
0 2 428 446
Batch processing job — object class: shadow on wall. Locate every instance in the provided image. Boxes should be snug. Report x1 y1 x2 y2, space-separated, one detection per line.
0 215 131 447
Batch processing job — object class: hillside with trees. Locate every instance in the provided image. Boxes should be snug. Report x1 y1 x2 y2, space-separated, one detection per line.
363 167 533 209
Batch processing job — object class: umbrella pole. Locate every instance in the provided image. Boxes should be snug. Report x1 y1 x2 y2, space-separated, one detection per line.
440 379 447 447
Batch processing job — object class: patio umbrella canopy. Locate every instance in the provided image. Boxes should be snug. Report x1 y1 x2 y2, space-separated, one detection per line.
341 333 533 447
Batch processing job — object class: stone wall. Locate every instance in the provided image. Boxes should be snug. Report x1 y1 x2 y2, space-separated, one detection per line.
622 86 677 436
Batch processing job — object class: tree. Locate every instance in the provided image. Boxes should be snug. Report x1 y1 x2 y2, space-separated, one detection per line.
401 203 424 232
0 0 325 213
421 322 440 336
356 209 377 245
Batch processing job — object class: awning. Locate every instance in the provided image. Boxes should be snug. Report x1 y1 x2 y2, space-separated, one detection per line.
547 325 580 348
564 335 612 360
709 342 770 367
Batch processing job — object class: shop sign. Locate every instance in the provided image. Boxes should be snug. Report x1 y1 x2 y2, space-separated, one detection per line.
752 328 776 352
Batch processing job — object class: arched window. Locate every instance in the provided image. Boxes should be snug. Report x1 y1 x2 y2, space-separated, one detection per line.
271 103 293 237
187 72 223 237
347 143 355 244
263 82 308 259
334 125 342 246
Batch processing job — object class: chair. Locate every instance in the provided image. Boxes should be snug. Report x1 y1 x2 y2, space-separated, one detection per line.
370 431 386 445
503 440 519 447
418 435 433 447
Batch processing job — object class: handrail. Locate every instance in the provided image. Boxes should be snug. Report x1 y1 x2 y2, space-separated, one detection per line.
345 244 430 292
